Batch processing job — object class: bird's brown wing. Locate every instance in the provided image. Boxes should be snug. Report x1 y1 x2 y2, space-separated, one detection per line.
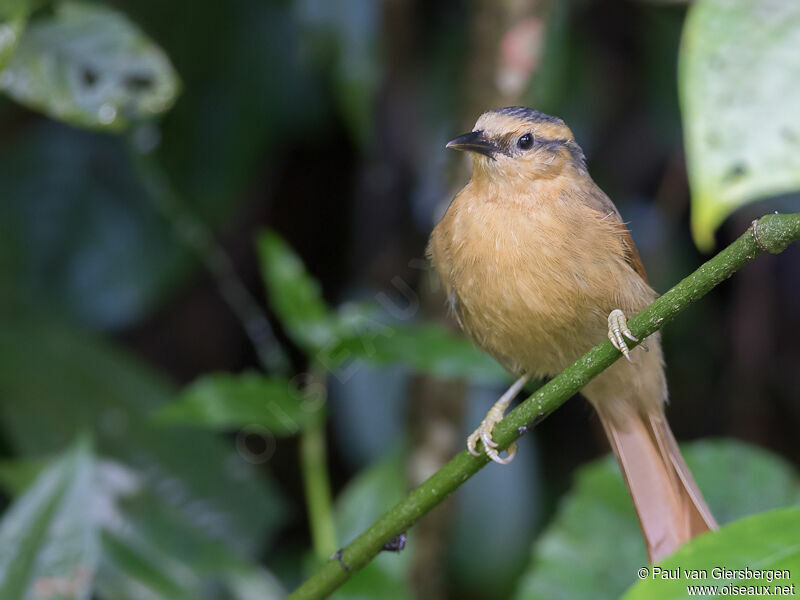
585 187 649 283
617 225 649 284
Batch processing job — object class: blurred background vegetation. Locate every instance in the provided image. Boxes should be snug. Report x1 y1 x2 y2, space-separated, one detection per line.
0 0 799 599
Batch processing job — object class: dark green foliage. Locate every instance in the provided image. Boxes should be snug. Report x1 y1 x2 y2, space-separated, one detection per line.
514 440 800 600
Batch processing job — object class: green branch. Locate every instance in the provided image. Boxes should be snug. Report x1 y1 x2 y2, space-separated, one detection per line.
300 414 337 560
300 366 337 560
288 213 800 600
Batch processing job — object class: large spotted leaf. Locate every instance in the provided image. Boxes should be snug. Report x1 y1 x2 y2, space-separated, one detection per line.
0 2 179 130
680 0 800 249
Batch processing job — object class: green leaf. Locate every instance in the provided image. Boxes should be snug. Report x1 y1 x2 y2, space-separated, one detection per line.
0 456 48 496
513 440 800 600
256 230 334 351
96 505 289 600
622 507 800 599
0 436 289 600
332 452 413 600
0 0 31 72
0 437 99 600
0 2 179 130
0 18 25 72
97 530 200 600
83 458 284 600
156 372 319 436
333 562 412 600
223 567 286 600
0 308 287 560
335 452 406 544
682 440 800 526
256 230 506 382
679 0 800 250
326 322 509 384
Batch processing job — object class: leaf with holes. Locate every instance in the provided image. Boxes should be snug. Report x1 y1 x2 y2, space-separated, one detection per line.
0 2 179 130
0 436 99 600
680 0 800 250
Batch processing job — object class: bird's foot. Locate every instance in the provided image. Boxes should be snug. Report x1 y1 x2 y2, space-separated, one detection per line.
467 406 517 464
467 374 529 465
607 309 638 362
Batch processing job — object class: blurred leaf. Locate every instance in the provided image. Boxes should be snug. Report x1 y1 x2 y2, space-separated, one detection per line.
0 2 179 130
0 437 98 600
0 440 288 600
0 124 193 330
224 567 286 600
682 440 800 525
54 457 283 600
332 452 413 600
96 509 286 600
513 440 800 600
335 452 406 545
680 0 800 250
0 18 25 71
0 307 288 560
327 322 508 384
156 372 319 436
623 506 800 599
256 230 334 352
334 563 412 600
257 229 507 383
96 531 200 600
258 232 508 382
0 0 31 72
0 456 48 496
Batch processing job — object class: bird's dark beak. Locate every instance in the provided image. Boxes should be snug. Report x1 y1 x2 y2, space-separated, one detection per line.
446 130 497 158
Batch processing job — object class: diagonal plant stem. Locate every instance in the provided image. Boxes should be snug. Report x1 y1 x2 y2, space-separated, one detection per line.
130 146 290 373
129 146 339 563
287 212 800 600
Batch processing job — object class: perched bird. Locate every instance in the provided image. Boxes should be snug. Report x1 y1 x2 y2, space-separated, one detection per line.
428 106 717 562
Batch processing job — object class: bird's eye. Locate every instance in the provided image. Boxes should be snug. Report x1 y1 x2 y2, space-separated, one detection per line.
517 133 533 150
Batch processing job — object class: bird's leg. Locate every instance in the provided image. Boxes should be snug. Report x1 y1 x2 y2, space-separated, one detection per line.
467 374 530 464
607 309 639 362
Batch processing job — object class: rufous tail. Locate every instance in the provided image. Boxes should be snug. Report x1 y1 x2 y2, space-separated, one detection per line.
598 410 718 562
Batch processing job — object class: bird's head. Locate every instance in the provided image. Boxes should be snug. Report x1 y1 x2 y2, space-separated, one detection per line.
446 106 586 181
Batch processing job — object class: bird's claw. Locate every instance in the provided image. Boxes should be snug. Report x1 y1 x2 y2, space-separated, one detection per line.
467 406 516 464
466 375 529 465
607 309 638 362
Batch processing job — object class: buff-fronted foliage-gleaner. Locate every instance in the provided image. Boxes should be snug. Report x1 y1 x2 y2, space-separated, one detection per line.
428 106 717 562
